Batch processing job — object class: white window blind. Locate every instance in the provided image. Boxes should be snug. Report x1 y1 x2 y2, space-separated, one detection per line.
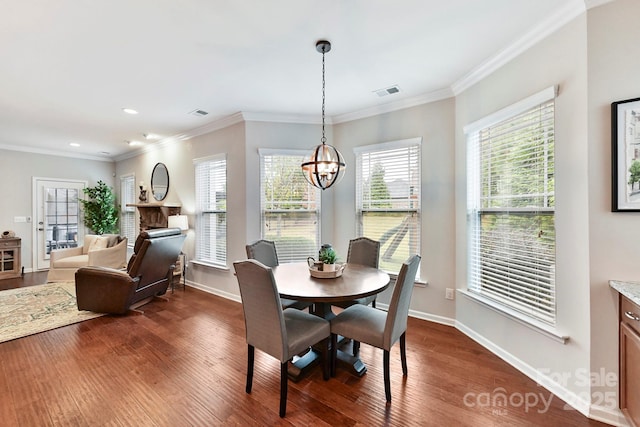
120 174 136 245
466 87 556 324
355 138 421 274
260 149 321 262
195 154 227 266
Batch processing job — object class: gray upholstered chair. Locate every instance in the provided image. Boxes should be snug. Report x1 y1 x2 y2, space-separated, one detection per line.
245 240 311 311
233 259 330 417
333 237 380 309
330 254 421 403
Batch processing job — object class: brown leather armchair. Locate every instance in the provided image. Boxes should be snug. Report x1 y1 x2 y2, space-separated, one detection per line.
75 228 186 314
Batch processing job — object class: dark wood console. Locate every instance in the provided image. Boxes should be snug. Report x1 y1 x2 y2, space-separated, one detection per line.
126 203 181 233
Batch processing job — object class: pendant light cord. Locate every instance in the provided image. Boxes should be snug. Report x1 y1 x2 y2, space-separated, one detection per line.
321 47 326 145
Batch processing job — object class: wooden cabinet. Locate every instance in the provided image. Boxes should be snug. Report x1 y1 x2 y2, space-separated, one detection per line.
620 295 640 427
0 237 21 280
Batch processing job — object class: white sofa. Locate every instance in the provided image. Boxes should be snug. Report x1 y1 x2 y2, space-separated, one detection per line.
47 234 127 282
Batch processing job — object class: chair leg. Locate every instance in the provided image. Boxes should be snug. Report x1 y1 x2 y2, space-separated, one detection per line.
246 345 254 393
352 340 360 357
321 337 330 380
280 361 288 417
400 332 408 375
384 350 391 403
330 333 338 377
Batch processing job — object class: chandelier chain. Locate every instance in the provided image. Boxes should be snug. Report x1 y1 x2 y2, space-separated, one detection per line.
321 48 326 144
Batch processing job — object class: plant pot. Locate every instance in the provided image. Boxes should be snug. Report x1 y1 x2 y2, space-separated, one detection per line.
323 263 336 272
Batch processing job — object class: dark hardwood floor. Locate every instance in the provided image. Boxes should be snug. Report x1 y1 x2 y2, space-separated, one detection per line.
0 274 608 426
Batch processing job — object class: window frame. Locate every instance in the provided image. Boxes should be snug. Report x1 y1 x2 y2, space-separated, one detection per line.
259 148 322 263
194 153 227 268
354 137 422 275
119 174 136 247
464 86 557 325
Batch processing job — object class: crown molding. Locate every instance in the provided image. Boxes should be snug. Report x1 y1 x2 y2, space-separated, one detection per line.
0 143 114 162
332 87 454 124
584 0 616 9
451 0 586 95
241 111 324 124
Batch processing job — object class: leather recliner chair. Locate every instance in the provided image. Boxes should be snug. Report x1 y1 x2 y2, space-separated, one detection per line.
75 228 186 314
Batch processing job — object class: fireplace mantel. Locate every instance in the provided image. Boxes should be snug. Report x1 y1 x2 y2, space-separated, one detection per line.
126 202 181 233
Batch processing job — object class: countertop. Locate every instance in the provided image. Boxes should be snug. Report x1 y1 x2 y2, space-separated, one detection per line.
610 280 640 306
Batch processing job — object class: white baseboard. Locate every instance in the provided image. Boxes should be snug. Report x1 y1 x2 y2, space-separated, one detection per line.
456 320 628 426
185 280 241 303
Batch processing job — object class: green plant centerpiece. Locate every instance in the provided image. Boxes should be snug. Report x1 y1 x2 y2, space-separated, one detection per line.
319 246 338 271
80 180 119 235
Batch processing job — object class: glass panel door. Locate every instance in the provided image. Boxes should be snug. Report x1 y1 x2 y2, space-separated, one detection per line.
34 179 86 270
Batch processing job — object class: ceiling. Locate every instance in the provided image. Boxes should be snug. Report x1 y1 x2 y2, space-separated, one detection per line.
0 0 592 161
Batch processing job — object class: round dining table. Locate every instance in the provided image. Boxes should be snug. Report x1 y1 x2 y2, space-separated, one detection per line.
271 262 390 381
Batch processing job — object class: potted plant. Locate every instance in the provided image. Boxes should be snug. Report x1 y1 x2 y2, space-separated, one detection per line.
319 247 338 272
80 180 119 235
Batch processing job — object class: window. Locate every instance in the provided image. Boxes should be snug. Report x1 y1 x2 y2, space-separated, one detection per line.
465 86 556 324
355 138 421 274
120 174 136 246
195 154 227 266
260 149 321 262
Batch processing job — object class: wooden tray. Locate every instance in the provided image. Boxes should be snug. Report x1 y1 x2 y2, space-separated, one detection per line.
309 263 345 279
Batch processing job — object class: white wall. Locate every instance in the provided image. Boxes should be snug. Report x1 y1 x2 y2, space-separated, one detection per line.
332 99 457 321
0 149 115 271
454 12 595 417
587 0 640 422
115 122 248 299
244 120 333 245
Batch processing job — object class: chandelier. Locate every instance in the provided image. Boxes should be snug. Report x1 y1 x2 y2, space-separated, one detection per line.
301 40 346 190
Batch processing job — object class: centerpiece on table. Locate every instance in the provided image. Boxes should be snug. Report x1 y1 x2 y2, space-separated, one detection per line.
319 246 338 272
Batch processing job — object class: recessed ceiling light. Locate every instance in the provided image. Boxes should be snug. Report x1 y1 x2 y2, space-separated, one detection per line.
122 108 138 115
143 133 159 140
69 143 80 147
126 140 144 146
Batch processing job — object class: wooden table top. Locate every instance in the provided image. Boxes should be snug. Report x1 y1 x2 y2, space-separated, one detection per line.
272 262 390 303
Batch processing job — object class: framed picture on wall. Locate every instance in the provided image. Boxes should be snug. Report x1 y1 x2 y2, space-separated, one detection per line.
612 96 640 211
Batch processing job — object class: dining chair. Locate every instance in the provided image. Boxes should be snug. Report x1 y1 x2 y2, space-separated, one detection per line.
245 240 312 311
333 237 380 309
330 254 421 403
234 259 331 417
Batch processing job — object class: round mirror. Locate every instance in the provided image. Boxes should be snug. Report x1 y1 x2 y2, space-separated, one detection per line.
151 163 169 201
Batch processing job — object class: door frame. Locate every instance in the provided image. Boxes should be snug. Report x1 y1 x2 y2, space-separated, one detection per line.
32 177 87 271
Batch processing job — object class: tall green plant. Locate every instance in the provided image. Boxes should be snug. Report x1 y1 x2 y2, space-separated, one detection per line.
80 180 118 235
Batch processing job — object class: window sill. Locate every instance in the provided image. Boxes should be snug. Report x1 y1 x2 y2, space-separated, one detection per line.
385 271 428 288
190 260 230 272
458 289 569 344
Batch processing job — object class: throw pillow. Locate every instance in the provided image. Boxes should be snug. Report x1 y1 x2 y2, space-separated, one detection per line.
88 236 110 252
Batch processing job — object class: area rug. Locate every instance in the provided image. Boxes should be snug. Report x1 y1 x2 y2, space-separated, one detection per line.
0 281 104 343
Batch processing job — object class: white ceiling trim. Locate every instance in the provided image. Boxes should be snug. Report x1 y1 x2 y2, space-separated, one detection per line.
332 87 454 124
241 112 325 125
451 0 586 95
0 143 114 163
584 0 616 9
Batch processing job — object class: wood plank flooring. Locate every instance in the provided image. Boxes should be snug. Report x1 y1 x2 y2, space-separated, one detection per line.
0 274 608 426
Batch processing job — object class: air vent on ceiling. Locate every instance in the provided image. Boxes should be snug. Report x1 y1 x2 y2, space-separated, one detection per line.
189 109 209 117
374 85 401 97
